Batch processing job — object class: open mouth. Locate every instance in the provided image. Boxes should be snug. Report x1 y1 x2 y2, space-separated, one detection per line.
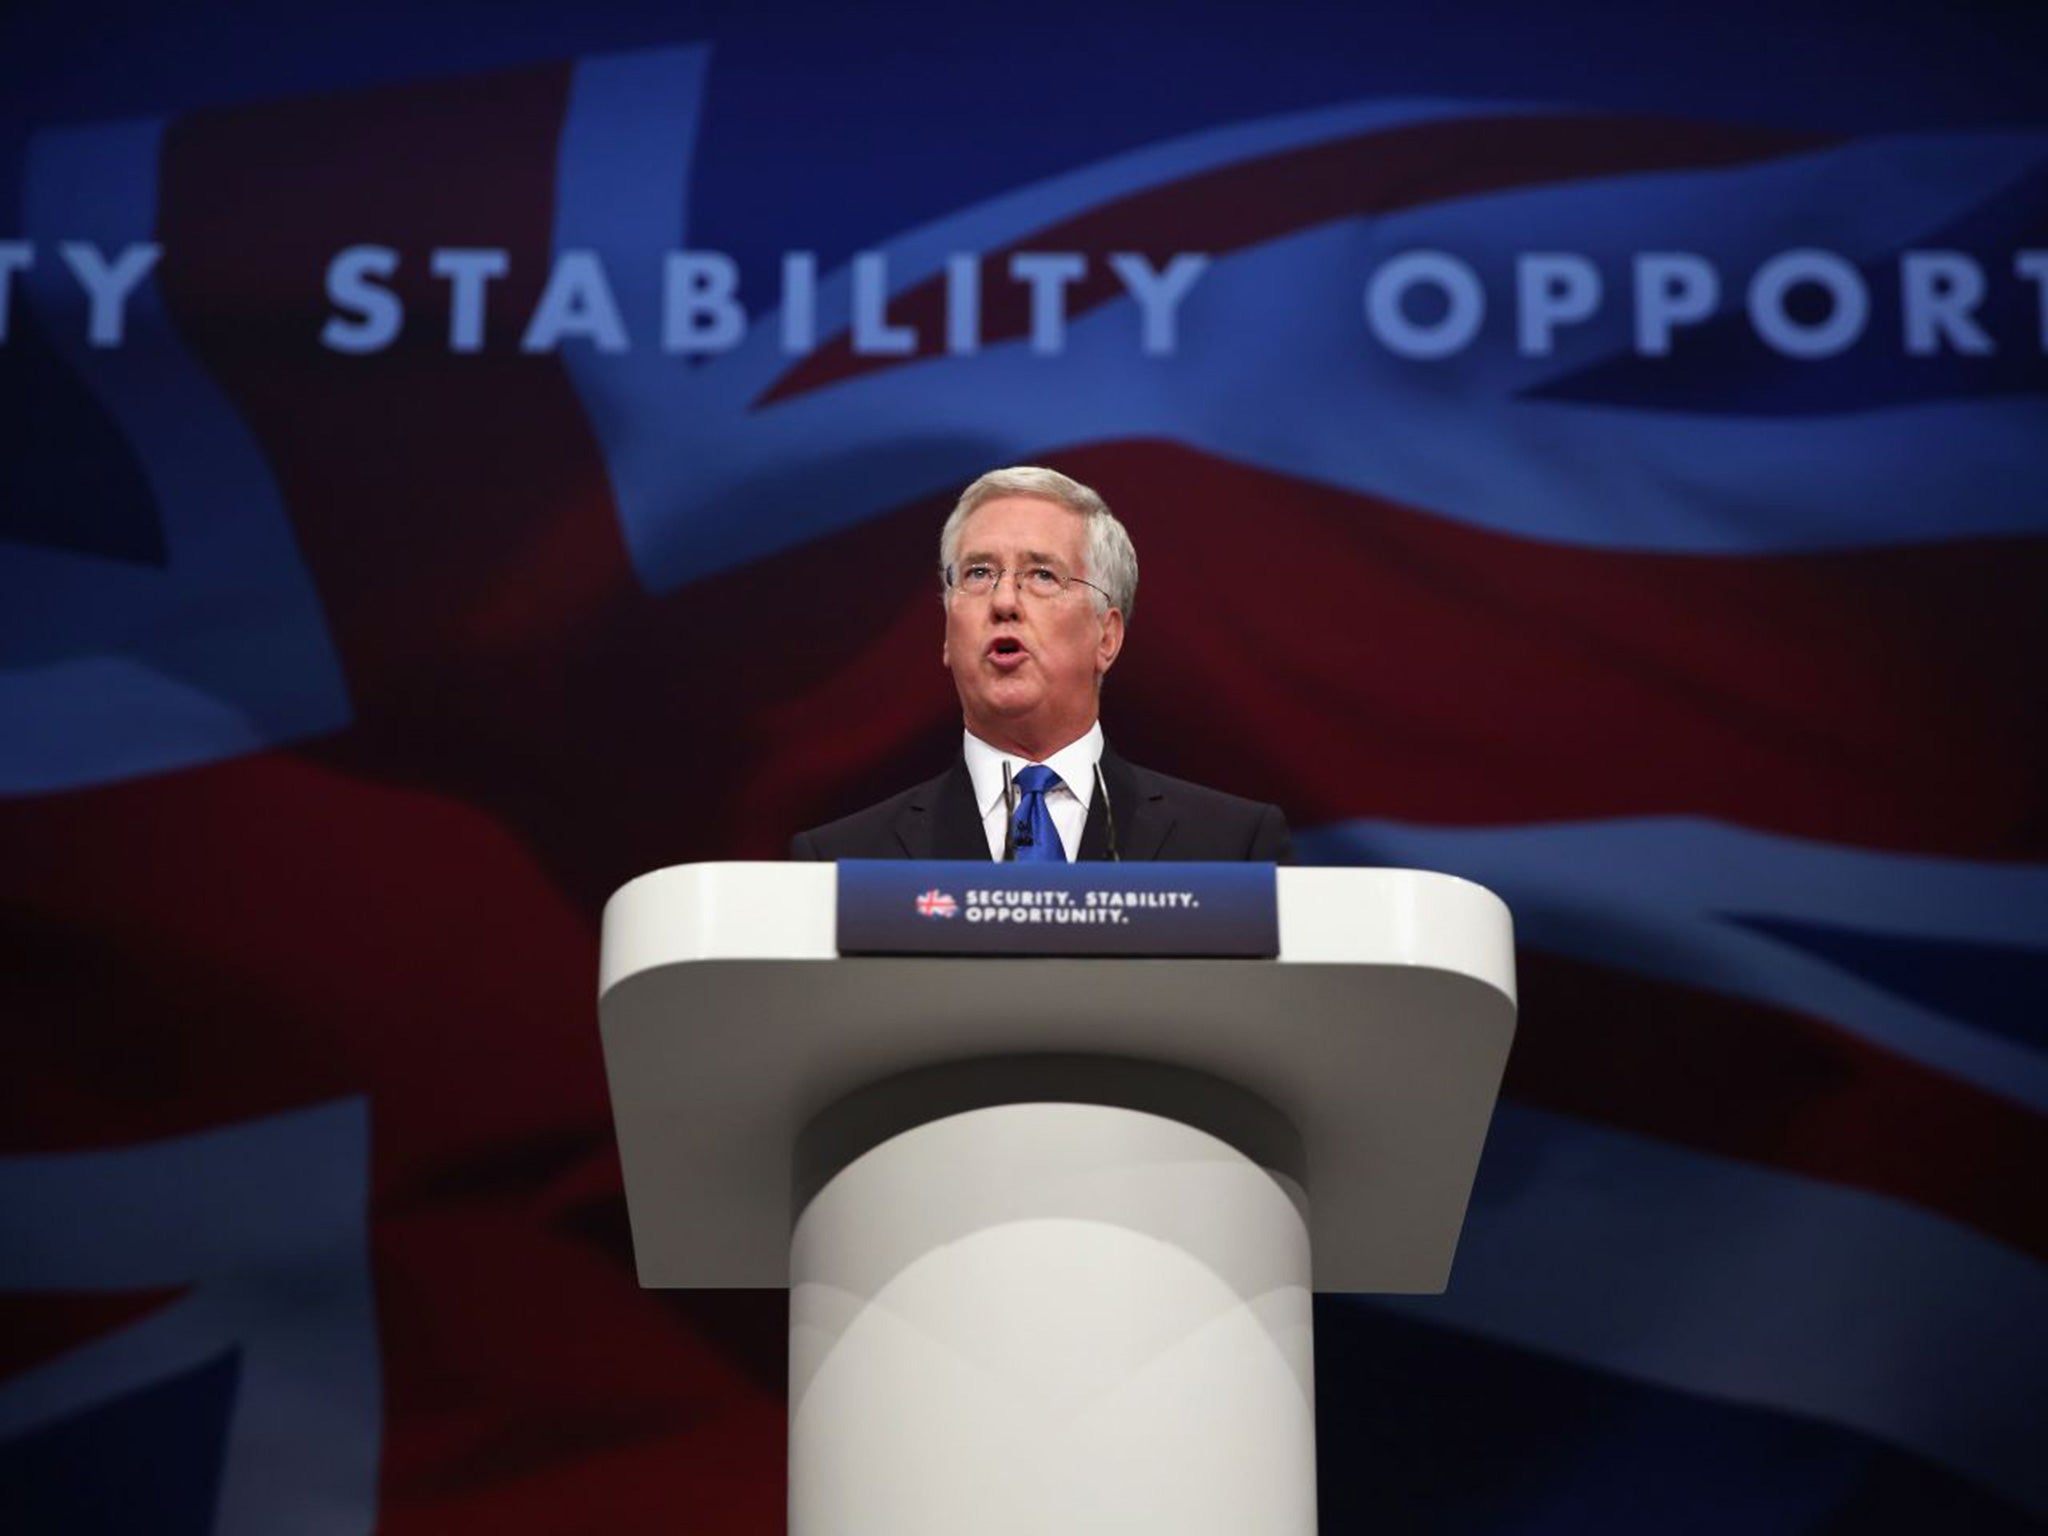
987 637 1027 666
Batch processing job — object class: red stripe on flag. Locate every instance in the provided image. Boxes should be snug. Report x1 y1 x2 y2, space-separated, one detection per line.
1507 950 2048 1260
1080 443 2048 862
0 754 784 1535
0 1288 191 1381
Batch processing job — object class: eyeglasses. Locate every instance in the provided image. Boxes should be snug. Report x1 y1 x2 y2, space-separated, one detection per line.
943 562 1112 603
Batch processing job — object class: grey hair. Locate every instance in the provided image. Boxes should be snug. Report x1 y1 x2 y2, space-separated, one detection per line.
937 465 1138 619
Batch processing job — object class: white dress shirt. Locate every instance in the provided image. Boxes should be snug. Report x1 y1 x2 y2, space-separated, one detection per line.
961 723 1103 861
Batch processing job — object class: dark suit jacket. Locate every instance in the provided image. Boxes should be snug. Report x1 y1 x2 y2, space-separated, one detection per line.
789 751 1291 863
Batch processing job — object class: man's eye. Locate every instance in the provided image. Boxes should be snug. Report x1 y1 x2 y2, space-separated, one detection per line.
962 564 996 583
1027 566 1061 587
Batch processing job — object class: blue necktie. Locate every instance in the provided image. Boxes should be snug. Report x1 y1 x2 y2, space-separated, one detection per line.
1010 764 1066 862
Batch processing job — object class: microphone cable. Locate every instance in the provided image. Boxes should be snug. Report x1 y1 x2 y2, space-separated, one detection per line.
1001 760 1019 860
1093 760 1121 862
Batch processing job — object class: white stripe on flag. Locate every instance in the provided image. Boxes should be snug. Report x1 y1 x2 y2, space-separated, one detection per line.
1376 1102 2048 1516
1301 816 2048 1109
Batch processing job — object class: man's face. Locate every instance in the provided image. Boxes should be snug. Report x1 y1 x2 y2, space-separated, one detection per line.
942 496 1125 757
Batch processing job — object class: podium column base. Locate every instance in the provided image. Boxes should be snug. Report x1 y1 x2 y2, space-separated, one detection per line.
789 1100 1316 1536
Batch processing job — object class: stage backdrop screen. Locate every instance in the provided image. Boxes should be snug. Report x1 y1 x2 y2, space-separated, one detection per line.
3 3 2044 1532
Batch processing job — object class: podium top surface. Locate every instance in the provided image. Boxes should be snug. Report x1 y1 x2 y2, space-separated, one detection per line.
601 863 1516 1001
598 864 1517 1293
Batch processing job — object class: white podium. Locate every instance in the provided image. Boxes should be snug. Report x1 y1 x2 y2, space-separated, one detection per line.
599 864 1516 1536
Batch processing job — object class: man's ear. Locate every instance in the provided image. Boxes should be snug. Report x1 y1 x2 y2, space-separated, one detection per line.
1095 608 1125 679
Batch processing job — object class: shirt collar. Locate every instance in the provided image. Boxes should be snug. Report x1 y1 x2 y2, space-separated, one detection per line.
963 722 1104 818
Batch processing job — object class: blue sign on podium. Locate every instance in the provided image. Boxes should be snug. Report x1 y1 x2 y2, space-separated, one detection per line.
836 860 1280 958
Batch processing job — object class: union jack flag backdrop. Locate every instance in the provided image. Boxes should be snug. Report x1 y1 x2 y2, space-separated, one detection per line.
3 3 2044 1531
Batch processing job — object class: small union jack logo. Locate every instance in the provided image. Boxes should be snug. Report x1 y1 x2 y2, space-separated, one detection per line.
914 888 959 918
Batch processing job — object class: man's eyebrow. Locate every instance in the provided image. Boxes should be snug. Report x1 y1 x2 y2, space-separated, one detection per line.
957 548 1067 566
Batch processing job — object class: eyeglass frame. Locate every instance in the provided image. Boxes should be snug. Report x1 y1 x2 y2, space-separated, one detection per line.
941 561 1114 605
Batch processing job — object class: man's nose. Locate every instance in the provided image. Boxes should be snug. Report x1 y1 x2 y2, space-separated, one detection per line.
989 571 1024 614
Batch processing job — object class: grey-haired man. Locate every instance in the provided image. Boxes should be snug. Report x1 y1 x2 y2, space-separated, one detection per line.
791 466 1290 863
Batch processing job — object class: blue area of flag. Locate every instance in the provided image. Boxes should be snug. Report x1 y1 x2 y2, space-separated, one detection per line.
1315 1302 2043 1533
1729 914 2048 1052
0 304 166 565
0 1349 238 1536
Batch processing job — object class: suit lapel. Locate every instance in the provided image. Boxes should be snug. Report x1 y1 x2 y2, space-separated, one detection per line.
1081 750 1171 861
892 760 991 860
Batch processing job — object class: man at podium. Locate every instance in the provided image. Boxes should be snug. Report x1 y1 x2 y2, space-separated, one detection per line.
791 465 1291 863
